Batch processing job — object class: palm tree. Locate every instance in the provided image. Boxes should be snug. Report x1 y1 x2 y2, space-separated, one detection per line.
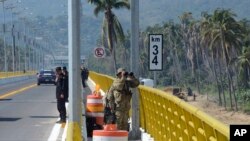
87 0 130 73
164 22 183 85
203 9 244 110
235 46 250 88
201 12 224 107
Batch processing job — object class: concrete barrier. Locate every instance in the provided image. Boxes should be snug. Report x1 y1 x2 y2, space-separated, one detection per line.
0 75 35 85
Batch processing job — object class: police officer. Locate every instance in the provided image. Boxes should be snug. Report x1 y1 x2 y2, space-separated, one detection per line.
55 67 67 123
81 66 89 88
62 66 69 102
107 68 139 130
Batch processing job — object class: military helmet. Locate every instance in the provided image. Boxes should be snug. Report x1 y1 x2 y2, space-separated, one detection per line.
116 68 125 76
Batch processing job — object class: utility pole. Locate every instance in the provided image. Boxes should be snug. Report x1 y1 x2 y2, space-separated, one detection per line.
130 0 140 139
67 0 83 140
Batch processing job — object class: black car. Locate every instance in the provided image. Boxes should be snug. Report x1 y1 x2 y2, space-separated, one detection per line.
37 70 56 85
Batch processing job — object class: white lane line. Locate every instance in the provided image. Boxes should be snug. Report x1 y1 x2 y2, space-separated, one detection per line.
47 102 69 141
61 102 69 141
61 120 68 141
47 121 61 141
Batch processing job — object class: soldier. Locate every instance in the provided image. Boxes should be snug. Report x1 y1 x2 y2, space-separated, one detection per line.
55 67 67 123
106 68 140 131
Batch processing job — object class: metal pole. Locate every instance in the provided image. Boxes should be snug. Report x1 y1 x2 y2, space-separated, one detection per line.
1 0 7 72
6 5 16 73
17 31 20 71
154 71 157 86
28 40 30 71
67 0 83 140
130 0 140 139
24 21 27 72
42 52 44 69
11 10 15 72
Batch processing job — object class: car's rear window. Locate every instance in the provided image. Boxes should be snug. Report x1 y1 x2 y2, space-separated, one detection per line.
40 71 55 75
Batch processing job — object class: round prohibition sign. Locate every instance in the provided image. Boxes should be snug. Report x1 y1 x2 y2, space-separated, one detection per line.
94 47 105 58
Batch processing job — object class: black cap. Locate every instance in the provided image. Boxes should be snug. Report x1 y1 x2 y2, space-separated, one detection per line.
56 67 62 71
63 66 67 70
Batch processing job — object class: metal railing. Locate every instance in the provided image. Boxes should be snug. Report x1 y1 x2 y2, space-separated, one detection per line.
89 71 229 141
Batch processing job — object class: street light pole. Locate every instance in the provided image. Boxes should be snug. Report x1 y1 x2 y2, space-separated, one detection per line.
6 5 16 72
130 0 140 139
23 19 27 72
67 0 83 140
1 0 7 72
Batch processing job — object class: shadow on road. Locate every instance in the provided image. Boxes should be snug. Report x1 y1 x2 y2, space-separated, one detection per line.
30 116 58 119
0 117 22 122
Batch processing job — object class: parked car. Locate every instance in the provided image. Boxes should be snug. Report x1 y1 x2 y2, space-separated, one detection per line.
37 70 56 85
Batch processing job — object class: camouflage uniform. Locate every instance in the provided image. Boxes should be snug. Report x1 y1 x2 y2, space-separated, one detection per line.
107 68 139 130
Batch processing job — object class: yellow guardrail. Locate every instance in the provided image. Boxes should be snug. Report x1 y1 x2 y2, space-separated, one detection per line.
89 71 229 141
0 71 36 79
89 71 114 92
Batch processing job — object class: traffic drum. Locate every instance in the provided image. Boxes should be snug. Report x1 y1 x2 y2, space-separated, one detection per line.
86 93 104 125
93 124 128 141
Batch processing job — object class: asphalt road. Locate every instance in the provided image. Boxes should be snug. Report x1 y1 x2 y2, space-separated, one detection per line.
0 78 64 141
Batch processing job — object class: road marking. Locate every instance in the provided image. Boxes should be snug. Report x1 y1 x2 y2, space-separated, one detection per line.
62 120 68 141
47 122 61 141
48 102 69 141
0 84 37 99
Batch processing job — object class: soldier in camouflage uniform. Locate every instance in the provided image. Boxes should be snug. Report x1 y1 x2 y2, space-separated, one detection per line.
106 68 140 130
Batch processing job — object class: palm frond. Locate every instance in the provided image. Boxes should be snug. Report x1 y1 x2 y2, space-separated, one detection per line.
87 0 101 5
94 4 105 16
102 17 109 50
113 15 125 43
113 1 130 9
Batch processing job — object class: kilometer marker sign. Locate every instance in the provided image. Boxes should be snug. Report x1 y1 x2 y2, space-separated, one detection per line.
149 34 163 71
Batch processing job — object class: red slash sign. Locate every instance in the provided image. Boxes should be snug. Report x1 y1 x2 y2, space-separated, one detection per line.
94 47 105 58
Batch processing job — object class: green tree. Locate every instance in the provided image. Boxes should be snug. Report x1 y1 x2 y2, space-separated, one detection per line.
87 0 130 73
201 12 224 107
203 9 244 110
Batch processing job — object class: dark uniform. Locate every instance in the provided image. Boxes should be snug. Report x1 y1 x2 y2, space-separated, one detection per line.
56 67 67 123
62 67 69 102
81 67 89 88
106 68 139 130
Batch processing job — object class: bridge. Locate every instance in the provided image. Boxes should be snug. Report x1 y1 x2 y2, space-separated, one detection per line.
0 71 229 141
85 71 229 141
0 0 242 141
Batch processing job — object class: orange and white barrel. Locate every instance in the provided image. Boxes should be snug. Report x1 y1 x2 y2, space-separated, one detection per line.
86 93 104 125
93 124 128 141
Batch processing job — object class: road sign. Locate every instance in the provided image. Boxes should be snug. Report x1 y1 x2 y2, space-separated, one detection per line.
149 34 163 71
94 47 105 58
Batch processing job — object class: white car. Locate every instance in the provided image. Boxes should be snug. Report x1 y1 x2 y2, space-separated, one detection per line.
140 78 154 87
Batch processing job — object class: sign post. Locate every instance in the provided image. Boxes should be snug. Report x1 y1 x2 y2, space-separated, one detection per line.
149 34 163 86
